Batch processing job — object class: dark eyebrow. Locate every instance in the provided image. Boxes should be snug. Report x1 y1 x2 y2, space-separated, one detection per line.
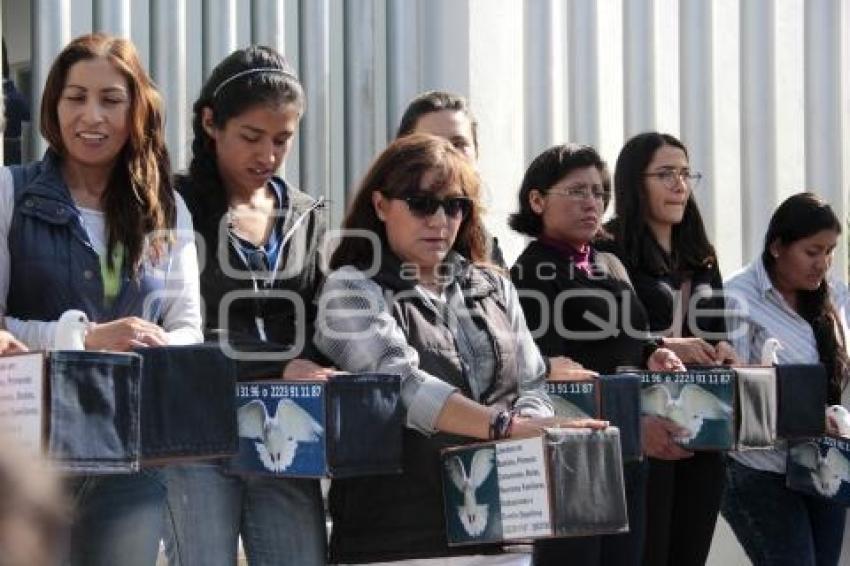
239 125 265 135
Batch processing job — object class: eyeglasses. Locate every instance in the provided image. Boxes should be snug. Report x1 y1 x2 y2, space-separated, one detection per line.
394 194 473 219
547 184 610 202
644 169 703 189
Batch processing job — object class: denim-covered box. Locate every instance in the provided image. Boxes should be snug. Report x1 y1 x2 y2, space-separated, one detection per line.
231 373 403 478
440 428 628 545
636 369 736 451
547 374 642 460
136 344 238 464
48 350 142 474
787 436 850 506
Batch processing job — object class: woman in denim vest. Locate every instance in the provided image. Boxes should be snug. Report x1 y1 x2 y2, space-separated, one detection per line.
0 33 203 565
163 46 331 566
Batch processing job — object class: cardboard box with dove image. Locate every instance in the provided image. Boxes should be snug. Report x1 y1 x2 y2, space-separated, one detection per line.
635 368 736 451
440 427 628 546
787 435 850 506
231 373 403 478
546 375 642 461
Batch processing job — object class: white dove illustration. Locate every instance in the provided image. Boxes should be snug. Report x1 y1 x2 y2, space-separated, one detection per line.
641 383 732 441
826 405 850 438
237 399 324 472
551 395 593 420
445 449 495 537
54 310 90 350
791 443 850 497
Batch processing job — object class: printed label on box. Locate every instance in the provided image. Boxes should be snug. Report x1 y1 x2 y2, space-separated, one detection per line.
640 370 734 450
495 437 551 540
443 437 551 544
234 382 326 476
547 381 596 419
0 353 44 455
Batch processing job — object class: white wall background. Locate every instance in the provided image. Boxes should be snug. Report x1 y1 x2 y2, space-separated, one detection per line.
3 3 850 561
3 0 848 280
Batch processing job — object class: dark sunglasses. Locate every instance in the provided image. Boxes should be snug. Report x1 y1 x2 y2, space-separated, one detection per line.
394 194 473 219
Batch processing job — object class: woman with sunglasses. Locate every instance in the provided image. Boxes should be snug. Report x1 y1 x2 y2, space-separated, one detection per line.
164 46 330 566
509 143 685 566
721 193 849 566
314 134 605 565
599 132 736 566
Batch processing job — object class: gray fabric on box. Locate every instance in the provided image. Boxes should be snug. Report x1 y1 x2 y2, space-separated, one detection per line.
735 366 777 450
546 427 628 537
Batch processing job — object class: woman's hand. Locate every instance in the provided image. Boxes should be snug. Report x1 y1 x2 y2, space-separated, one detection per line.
642 415 693 460
713 341 740 365
648 347 686 371
281 359 337 381
84 317 168 351
0 331 27 355
510 415 609 438
547 356 599 381
659 337 717 365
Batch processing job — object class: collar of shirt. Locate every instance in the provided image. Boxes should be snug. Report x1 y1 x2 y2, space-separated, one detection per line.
537 235 594 274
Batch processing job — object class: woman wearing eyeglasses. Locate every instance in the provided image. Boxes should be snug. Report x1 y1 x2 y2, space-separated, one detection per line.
598 132 737 566
509 144 685 566
314 134 606 565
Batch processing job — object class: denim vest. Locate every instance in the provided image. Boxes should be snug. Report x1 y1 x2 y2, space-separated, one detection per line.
6 151 167 323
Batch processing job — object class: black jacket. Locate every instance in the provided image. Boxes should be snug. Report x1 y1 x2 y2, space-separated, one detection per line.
177 176 327 368
595 237 728 342
511 240 654 373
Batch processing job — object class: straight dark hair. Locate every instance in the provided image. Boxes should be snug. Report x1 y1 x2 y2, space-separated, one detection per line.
508 144 610 238
396 91 479 156
184 45 304 249
608 132 715 274
763 192 848 404
330 134 486 271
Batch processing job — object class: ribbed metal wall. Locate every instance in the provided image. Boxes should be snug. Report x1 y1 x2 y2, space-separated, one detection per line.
18 0 850 280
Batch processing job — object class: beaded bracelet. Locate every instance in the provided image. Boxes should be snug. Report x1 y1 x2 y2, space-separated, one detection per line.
489 409 515 441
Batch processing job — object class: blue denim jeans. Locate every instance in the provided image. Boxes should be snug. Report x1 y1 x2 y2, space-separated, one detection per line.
722 458 846 566
65 469 167 566
164 462 327 566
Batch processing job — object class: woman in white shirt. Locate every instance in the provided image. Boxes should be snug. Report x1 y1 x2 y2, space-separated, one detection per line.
721 192 849 566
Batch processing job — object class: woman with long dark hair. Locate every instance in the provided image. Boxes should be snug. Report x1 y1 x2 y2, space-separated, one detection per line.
163 46 330 566
508 143 685 566
601 132 737 566
721 192 849 566
0 33 202 565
